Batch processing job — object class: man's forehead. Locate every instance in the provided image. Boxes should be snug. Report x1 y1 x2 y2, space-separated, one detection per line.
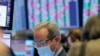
34 28 49 36
34 28 49 41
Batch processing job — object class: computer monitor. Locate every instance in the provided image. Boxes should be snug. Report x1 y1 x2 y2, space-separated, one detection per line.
27 0 79 29
11 40 34 56
25 40 34 56
83 0 99 26
0 0 14 29
11 40 25 56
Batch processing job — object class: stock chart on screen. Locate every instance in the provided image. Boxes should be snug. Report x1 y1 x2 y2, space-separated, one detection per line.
83 0 99 25
27 0 79 29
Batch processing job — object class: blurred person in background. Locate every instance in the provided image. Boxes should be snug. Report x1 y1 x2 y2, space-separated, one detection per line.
60 34 69 52
67 28 82 47
33 22 67 56
68 15 100 56
61 29 82 53
0 41 15 56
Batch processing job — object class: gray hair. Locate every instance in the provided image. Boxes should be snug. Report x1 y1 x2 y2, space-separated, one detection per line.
33 22 61 39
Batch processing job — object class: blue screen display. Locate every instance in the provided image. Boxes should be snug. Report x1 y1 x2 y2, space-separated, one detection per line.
0 0 11 27
27 0 79 29
11 40 34 56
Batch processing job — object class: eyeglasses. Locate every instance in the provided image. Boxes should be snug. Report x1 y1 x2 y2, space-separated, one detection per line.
33 35 56 48
33 38 52 48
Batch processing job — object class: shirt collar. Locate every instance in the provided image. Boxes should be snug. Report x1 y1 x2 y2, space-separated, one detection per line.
55 46 63 56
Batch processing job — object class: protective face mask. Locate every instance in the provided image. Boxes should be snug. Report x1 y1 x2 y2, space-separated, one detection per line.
37 45 55 56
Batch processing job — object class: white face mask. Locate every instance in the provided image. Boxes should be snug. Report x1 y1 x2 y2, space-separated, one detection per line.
37 45 55 56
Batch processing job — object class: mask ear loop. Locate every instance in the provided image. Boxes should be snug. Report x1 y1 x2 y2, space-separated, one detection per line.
53 42 59 56
48 41 57 56
54 46 57 56
53 36 61 56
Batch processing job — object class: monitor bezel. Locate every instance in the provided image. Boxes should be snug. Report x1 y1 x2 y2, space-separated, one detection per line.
0 0 14 30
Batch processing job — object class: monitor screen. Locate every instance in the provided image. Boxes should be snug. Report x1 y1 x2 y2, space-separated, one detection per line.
11 40 34 56
25 40 34 56
0 0 14 28
27 0 79 29
83 0 99 26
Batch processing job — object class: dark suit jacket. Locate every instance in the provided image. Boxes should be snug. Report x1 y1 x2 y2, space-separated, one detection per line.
34 48 39 56
9 47 15 56
58 48 67 56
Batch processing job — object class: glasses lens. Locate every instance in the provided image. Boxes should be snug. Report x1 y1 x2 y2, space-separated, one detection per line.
33 41 47 48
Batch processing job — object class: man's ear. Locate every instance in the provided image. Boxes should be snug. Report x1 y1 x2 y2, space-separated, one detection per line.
54 36 60 43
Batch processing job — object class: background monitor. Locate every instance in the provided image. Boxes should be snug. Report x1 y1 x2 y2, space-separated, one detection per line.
27 0 79 29
83 0 99 26
0 0 14 29
25 40 34 56
11 40 34 56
